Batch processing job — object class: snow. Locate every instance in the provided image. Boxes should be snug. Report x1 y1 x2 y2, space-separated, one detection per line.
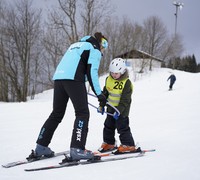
1 68 200 180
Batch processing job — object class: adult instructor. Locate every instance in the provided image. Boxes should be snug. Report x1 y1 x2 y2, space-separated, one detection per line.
27 32 108 161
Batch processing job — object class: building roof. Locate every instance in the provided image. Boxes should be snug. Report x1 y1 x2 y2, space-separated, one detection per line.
116 49 163 62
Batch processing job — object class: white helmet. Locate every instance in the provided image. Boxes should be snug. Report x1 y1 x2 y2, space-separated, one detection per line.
109 58 126 74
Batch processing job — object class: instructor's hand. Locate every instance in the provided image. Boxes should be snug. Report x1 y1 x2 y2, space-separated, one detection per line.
97 93 107 108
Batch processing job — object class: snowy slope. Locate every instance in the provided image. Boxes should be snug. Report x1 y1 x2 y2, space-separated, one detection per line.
1 68 200 180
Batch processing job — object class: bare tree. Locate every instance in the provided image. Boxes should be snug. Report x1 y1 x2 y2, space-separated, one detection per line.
42 0 114 78
40 0 79 88
142 16 168 70
40 27 68 89
0 0 42 101
80 0 112 35
49 0 79 44
161 34 184 62
99 17 120 74
102 17 146 74
0 0 9 101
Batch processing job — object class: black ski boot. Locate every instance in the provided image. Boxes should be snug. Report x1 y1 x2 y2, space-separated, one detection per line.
26 150 42 161
60 154 75 163
60 153 101 165
26 149 55 161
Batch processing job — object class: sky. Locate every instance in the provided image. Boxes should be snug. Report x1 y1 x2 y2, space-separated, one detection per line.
111 0 200 63
1 67 200 179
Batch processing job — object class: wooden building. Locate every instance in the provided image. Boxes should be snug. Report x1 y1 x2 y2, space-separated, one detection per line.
116 49 163 73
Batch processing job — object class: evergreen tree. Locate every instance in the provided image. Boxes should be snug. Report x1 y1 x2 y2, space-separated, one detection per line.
197 64 200 72
168 55 198 73
190 55 197 72
174 57 181 70
167 59 173 69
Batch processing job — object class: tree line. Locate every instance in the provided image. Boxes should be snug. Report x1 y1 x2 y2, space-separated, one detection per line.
164 55 200 73
0 0 189 102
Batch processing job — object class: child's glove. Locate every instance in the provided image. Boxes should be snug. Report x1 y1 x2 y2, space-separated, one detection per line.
113 111 120 120
97 106 105 115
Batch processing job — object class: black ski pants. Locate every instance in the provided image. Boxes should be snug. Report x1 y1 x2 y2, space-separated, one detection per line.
36 80 89 150
169 81 175 89
103 115 135 146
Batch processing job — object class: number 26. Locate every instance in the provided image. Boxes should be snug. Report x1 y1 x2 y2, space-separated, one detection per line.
114 82 123 90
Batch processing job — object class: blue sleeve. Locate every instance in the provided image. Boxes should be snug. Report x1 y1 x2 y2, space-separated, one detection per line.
87 49 102 96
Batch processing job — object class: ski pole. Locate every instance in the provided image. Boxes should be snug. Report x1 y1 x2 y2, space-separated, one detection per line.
88 93 120 116
88 102 114 116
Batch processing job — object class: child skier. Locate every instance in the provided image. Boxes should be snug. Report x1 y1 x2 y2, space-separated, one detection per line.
98 58 140 154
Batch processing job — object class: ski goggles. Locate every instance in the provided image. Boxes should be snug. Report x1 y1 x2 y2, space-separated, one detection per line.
101 38 108 49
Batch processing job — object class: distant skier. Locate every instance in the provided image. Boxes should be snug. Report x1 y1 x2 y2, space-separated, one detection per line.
167 74 176 90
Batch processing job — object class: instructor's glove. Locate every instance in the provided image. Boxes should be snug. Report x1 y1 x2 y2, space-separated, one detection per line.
97 106 105 115
97 93 107 108
113 111 120 120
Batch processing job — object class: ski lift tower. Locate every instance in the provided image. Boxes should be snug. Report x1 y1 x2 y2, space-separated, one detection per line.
173 1 184 35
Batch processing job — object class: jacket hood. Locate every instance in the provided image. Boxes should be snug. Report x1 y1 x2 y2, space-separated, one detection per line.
80 36 101 51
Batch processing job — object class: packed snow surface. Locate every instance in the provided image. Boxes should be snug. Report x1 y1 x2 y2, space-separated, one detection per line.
1 68 200 180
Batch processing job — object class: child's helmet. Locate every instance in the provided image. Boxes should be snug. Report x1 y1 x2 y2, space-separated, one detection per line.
109 58 126 74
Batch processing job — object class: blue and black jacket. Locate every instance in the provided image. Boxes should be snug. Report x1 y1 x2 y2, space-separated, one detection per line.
53 36 102 96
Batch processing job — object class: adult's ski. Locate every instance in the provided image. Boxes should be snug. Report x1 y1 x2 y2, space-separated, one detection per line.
24 152 145 172
2 151 69 168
